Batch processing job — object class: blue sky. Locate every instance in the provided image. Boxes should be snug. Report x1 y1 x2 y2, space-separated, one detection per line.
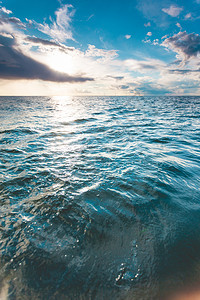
0 0 200 95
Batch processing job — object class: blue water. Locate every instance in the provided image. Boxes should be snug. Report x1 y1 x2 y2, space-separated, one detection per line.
0 96 200 299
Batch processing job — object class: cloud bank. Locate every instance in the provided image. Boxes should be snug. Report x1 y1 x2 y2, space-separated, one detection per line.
0 34 93 82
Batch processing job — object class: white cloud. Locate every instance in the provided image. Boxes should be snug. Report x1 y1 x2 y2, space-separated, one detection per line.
0 17 25 35
87 14 94 21
176 23 182 29
185 13 192 20
125 35 131 39
162 5 183 17
35 4 75 42
147 32 152 36
0 6 12 14
144 22 151 27
137 0 179 27
85 44 118 61
25 18 32 24
152 39 159 45
142 38 151 44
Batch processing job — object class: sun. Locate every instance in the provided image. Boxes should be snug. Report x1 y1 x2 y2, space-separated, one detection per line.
46 50 76 75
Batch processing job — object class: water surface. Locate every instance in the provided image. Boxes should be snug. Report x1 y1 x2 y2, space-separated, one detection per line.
0 96 200 299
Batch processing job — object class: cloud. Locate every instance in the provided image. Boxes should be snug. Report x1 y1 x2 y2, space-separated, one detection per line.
1 4 200 95
35 4 75 42
135 82 171 95
106 75 124 80
176 23 182 30
25 36 63 47
152 39 159 45
0 34 93 82
162 31 200 61
125 34 131 39
144 22 151 27
0 17 25 29
0 6 12 14
162 5 183 17
168 68 200 74
142 38 151 44
85 44 118 60
118 85 129 89
25 36 74 52
147 32 152 36
124 58 166 73
185 13 192 20
87 14 94 21
137 0 174 26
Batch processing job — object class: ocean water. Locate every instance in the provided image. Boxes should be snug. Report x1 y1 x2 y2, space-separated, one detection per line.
0 96 200 300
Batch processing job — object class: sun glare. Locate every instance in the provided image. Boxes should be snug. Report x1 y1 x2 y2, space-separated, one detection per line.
47 51 76 75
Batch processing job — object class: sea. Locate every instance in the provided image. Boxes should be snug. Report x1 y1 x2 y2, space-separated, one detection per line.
0 96 200 300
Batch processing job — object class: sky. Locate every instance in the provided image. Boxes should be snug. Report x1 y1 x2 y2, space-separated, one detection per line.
0 0 200 95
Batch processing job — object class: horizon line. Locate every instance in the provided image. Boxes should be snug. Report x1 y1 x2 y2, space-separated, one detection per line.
0 94 200 97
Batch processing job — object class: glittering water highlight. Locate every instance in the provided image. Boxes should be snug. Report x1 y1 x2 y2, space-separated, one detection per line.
0 96 200 299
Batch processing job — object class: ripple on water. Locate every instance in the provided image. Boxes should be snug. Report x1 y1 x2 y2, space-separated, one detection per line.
0 96 200 299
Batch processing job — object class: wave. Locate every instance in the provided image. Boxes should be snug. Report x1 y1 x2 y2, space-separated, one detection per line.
0 96 200 299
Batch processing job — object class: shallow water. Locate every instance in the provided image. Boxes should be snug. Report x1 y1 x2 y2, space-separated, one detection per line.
0 96 200 299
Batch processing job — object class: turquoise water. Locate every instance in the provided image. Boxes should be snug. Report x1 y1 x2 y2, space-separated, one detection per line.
0 96 200 299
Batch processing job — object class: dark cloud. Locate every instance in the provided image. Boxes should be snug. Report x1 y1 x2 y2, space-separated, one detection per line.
119 85 130 89
169 69 200 74
0 17 25 28
0 35 94 82
25 36 62 47
106 75 124 80
168 59 182 66
139 63 156 70
25 36 74 52
162 31 200 60
111 84 131 91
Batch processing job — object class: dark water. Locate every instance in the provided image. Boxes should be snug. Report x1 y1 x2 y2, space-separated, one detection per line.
0 96 200 300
